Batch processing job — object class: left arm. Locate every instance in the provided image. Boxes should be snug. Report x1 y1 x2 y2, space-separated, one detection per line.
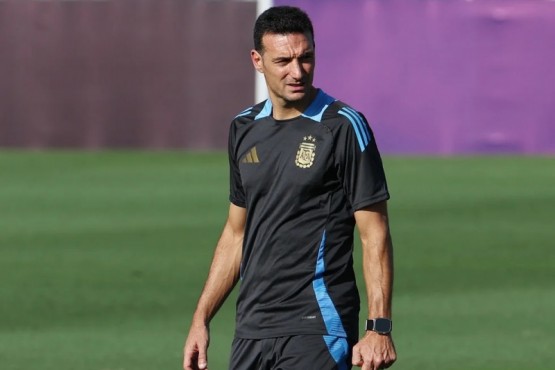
352 200 397 370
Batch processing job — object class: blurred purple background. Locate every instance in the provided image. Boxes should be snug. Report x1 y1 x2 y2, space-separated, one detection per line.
277 0 555 154
1 0 554 154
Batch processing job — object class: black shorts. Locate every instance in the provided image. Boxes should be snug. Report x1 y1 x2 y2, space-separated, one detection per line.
229 335 353 370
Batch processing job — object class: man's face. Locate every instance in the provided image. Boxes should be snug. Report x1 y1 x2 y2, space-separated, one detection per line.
251 32 316 109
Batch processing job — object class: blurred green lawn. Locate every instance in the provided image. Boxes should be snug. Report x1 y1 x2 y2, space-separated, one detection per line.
1 152 554 370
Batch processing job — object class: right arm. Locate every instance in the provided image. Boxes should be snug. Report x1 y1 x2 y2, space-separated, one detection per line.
183 203 246 370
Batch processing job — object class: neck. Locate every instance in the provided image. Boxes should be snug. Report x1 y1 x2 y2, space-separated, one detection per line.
271 88 318 120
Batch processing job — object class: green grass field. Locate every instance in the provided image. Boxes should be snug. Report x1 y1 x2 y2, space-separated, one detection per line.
1 152 554 370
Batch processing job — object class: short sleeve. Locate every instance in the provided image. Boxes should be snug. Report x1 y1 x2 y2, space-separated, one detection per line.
335 110 390 212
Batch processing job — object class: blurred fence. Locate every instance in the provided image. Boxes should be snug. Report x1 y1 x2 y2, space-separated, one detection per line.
1 0 554 153
0 0 255 149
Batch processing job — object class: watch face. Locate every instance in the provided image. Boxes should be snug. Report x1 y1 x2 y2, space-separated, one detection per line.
374 318 392 334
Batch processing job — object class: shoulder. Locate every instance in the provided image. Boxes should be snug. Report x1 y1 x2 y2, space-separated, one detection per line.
322 98 371 132
302 89 366 127
303 90 368 128
322 100 368 129
320 99 374 152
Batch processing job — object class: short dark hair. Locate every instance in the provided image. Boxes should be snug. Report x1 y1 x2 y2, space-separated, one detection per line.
253 6 315 53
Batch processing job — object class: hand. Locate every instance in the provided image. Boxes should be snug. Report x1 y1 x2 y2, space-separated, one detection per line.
183 323 210 370
352 332 396 370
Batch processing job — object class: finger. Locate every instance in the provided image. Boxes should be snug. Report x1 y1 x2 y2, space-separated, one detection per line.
197 347 208 370
183 349 197 370
373 357 383 370
351 347 363 366
384 355 397 368
381 350 396 368
361 359 373 370
358 355 373 370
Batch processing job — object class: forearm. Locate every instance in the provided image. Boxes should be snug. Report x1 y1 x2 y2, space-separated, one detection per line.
355 202 394 319
361 228 393 318
353 203 397 370
192 215 244 326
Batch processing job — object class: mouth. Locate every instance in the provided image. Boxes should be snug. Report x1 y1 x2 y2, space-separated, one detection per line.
287 82 306 92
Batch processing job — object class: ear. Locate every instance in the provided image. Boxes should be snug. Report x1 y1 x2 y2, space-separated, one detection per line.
251 50 264 73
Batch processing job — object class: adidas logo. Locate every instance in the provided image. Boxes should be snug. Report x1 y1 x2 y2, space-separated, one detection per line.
241 147 260 164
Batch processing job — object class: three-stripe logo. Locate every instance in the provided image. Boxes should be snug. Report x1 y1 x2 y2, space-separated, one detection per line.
241 147 260 164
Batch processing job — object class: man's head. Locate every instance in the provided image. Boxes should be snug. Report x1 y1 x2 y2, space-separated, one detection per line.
251 6 317 116
253 6 314 53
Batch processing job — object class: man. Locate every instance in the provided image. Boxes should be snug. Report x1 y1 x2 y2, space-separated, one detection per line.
184 6 396 370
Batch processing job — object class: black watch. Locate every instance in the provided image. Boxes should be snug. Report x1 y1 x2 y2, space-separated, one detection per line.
365 318 392 335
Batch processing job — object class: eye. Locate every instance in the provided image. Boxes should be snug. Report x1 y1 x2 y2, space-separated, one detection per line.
300 54 314 62
275 59 290 66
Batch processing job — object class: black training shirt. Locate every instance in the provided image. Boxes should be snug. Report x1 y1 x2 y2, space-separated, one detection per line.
228 89 389 340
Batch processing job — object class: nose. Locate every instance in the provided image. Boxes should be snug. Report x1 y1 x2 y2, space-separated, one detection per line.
289 59 303 80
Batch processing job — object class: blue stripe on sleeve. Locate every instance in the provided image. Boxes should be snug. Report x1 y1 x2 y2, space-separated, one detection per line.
344 107 371 145
338 109 367 152
339 107 373 152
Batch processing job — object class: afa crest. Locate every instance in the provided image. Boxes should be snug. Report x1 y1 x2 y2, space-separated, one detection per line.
295 136 316 168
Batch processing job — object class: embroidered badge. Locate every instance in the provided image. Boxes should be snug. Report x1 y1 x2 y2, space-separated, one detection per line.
295 136 316 168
